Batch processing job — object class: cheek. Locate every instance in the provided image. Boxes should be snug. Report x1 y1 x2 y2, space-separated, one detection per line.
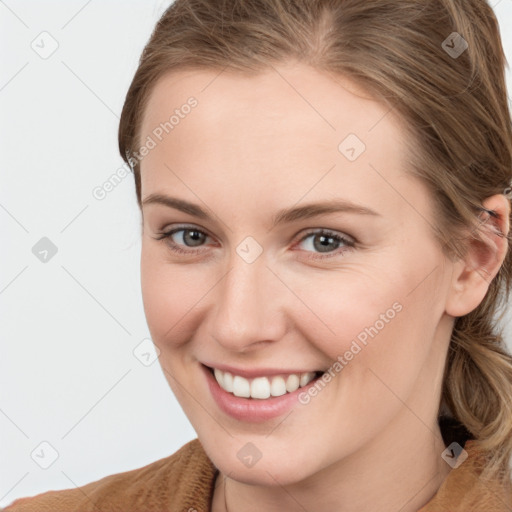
289 250 446 370
140 244 209 348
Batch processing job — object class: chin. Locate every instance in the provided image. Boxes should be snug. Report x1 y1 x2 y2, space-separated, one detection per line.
216 455 316 487
199 432 330 487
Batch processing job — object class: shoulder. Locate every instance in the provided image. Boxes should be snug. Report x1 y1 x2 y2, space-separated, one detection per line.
2 438 218 512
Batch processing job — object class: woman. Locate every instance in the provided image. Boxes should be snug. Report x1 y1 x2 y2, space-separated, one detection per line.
4 0 512 510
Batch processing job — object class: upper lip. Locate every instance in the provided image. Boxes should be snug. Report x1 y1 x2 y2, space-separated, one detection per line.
202 363 323 379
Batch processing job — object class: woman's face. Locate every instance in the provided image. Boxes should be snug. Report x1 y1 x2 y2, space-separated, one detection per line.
138 62 456 485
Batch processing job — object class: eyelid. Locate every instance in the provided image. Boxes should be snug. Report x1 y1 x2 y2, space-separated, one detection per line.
158 223 211 238
295 227 355 244
155 224 214 249
291 228 355 259
155 224 356 258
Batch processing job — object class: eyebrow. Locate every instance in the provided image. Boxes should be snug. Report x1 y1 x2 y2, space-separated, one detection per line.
141 193 381 228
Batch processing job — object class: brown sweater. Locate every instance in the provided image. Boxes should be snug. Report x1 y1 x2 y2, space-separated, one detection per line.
2 437 511 511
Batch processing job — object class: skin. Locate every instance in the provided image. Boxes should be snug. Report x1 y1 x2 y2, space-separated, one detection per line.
137 62 510 512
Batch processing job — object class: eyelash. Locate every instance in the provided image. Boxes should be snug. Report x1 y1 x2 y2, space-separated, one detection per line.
154 225 356 260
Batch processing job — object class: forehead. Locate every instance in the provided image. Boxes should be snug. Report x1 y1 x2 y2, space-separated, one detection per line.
138 63 426 222
141 63 403 148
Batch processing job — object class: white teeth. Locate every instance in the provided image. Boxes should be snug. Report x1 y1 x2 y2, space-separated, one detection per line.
232 375 251 398
213 368 320 399
223 371 233 392
251 377 271 399
270 376 287 397
300 372 316 387
214 368 224 387
286 374 300 392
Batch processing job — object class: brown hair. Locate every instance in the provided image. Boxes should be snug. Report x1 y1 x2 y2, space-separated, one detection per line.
118 0 512 482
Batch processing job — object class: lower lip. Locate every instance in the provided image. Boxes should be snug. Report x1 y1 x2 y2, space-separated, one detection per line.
202 365 321 423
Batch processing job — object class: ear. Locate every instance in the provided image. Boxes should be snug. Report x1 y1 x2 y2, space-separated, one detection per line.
445 194 510 317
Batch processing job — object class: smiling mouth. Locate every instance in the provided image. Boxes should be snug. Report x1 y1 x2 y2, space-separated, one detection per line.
206 366 324 400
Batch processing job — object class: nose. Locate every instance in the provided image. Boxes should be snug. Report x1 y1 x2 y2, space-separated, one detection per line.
209 249 288 353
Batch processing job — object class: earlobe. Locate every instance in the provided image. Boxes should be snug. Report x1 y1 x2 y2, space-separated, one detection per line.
445 194 510 318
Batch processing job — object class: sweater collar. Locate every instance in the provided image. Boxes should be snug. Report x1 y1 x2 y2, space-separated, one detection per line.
418 439 512 511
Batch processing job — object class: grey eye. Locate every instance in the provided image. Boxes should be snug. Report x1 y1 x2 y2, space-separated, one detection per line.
298 232 348 254
172 229 208 247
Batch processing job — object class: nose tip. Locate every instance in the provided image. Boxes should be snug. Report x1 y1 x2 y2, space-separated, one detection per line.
208 257 287 353
210 333 273 353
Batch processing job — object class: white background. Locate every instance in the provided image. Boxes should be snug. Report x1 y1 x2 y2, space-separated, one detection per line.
1 0 511 507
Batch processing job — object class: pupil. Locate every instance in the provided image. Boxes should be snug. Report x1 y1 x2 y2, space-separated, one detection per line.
314 234 337 253
185 230 204 247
